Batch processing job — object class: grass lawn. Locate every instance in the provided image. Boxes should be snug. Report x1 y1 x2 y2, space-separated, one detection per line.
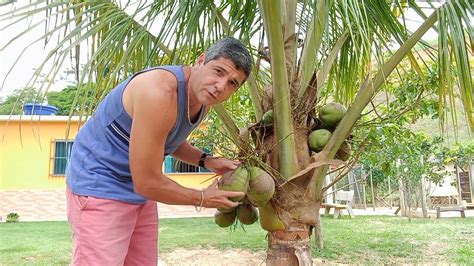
1 216 473 264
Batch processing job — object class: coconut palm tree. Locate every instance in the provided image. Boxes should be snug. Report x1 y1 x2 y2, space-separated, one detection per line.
2 0 472 264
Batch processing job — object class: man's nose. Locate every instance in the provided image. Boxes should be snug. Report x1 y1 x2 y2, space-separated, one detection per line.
215 79 226 92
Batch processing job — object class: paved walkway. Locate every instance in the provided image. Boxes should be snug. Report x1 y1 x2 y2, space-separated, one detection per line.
1 187 472 221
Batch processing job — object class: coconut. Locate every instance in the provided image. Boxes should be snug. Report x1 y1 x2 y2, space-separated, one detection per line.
308 129 332 152
258 202 285 231
312 117 334 131
214 210 237 227
336 141 351 161
262 110 273 125
237 203 258 225
247 167 275 207
218 166 249 202
318 102 347 128
217 206 236 213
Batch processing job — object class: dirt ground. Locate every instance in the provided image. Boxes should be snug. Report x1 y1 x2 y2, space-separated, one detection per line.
159 248 327 265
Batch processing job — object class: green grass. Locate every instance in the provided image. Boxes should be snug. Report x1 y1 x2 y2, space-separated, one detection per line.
1 216 473 264
0 222 72 265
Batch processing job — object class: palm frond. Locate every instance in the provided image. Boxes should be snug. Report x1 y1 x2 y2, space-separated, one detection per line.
438 1 473 132
298 0 328 97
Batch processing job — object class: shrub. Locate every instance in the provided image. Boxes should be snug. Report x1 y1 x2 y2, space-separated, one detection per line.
6 212 19 223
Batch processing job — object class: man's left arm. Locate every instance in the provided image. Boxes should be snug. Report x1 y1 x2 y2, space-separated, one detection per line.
171 141 240 175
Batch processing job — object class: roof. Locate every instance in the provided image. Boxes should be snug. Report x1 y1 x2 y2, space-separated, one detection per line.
0 115 86 122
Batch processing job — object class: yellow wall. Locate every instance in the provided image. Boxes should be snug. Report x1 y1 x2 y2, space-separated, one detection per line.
0 116 214 190
0 117 80 189
167 173 215 188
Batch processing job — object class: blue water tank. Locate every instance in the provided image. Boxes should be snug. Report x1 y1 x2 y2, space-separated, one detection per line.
23 103 59 115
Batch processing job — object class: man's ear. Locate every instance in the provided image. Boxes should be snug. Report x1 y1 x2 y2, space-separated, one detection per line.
195 53 206 65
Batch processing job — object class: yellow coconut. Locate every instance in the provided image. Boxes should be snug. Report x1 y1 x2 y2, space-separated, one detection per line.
258 202 285 231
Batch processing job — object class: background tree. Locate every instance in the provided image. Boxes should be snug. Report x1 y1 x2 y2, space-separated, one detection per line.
356 124 447 213
0 84 95 116
2 1 472 264
47 84 96 115
438 143 474 172
0 87 44 115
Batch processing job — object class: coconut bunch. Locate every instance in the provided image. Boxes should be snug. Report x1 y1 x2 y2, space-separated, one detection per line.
309 102 352 161
214 166 276 228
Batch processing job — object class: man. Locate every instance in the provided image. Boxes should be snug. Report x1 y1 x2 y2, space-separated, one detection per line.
66 37 252 265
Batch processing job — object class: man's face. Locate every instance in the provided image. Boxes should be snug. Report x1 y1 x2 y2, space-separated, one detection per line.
191 54 247 105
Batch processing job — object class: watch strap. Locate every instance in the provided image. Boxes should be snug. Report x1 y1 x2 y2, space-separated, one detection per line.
198 153 209 168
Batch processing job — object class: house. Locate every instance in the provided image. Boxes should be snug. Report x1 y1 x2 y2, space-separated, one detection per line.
0 115 215 221
428 163 474 208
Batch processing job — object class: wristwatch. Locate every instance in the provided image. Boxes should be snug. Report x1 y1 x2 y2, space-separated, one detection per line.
198 153 210 168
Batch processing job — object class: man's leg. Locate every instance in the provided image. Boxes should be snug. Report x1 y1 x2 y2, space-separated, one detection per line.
66 188 140 265
124 200 159 266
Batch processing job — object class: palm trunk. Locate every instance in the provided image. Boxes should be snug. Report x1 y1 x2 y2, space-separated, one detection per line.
261 173 318 265
266 227 313 265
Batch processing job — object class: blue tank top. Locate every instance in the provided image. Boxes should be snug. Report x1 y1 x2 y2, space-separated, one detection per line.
66 66 205 204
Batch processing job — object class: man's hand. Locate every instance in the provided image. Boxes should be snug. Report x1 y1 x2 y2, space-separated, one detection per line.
204 156 240 175
202 179 244 209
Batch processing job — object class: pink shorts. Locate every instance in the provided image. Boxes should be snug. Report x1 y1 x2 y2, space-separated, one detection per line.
66 188 158 265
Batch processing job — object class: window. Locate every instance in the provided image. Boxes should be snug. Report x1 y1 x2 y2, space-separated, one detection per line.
51 140 74 176
163 145 213 174
164 155 210 173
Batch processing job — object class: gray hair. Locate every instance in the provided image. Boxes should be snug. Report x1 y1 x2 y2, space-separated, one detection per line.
204 37 253 78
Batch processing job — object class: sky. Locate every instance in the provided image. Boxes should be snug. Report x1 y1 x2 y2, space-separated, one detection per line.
0 1 440 99
0 1 78 98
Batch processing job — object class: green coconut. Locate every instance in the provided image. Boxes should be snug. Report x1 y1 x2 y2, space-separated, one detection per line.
214 210 237 227
262 110 273 125
318 102 347 128
336 141 351 161
218 166 249 202
217 206 236 214
237 203 259 225
258 202 285 231
308 129 332 152
247 167 275 207
312 117 334 131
